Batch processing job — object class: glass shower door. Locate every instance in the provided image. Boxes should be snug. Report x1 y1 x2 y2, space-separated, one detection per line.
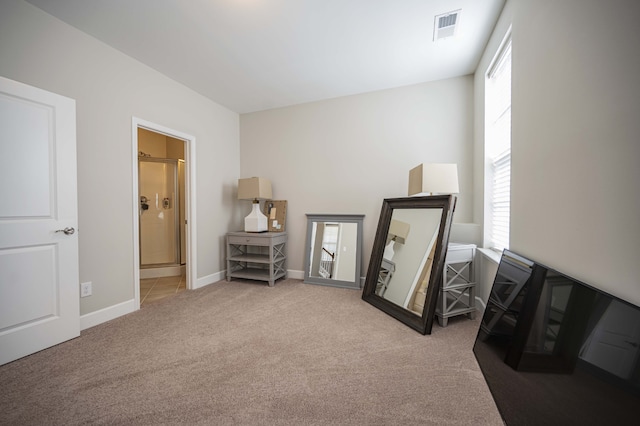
139 159 179 266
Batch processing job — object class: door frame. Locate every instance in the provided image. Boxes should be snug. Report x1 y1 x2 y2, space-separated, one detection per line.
131 117 197 309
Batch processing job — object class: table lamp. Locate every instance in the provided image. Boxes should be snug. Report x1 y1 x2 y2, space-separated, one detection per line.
408 163 459 196
384 219 410 260
237 177 272 232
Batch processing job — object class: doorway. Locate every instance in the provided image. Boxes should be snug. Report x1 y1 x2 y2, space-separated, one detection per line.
132 118 197 309
138 129 185 304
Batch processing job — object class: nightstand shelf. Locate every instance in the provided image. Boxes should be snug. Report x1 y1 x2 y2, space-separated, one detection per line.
228 254 272 263
226 231 287 287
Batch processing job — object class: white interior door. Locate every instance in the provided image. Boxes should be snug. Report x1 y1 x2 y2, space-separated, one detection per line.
0 76 79 366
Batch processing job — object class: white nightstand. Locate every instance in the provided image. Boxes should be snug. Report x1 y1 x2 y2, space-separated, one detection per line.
226 231 287 287
436 243 477 327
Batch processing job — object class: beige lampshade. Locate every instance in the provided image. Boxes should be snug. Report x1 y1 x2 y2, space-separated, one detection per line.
237 177 272 200
388 219 410 245
408 163 459 196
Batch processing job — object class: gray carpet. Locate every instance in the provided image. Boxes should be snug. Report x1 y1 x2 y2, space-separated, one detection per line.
0 279 503 425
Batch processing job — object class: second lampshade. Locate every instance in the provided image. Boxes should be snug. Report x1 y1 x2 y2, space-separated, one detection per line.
408 163 459 196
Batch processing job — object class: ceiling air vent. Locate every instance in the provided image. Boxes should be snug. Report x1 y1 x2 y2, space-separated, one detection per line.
434 10 461 41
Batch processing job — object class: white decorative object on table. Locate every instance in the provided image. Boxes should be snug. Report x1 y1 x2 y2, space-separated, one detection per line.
237 177 272 232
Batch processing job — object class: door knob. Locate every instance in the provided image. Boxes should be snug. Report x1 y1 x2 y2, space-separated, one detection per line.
55 227 75 235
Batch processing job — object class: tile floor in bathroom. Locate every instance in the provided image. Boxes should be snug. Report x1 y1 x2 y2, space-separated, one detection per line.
140 274 186 306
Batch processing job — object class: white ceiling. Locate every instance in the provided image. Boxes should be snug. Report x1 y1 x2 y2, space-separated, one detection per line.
25 0 505 114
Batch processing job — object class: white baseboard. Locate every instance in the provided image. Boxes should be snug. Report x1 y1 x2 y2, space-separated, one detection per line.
80 299 135 331
287 269 304 280
288 269 365 286
476 296 486 310
195 271 225 289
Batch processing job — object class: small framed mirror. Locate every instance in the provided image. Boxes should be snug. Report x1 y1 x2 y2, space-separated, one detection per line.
304 214 364 290
362 196 456 334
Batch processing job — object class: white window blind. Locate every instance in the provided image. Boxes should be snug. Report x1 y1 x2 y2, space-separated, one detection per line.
486 37 512 251
491 148 510 250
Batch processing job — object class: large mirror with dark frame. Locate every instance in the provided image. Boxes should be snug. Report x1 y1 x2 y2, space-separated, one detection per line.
304 214 364 290
362 196 456 334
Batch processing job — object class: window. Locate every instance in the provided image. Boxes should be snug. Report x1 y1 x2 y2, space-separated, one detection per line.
485 34 512 251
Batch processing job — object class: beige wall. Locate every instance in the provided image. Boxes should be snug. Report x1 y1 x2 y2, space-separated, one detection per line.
0 0 240 316
240 76 474 275
475 0 640 306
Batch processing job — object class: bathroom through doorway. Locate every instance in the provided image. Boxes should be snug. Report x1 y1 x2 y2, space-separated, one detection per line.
132 118 197 309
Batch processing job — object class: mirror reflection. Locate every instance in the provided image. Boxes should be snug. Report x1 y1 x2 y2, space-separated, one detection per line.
362 196 456 335
376 209 443 316
309 222 358 282
304 214 364 289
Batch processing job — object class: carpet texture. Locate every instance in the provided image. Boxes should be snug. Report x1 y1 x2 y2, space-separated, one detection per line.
0 279 503 425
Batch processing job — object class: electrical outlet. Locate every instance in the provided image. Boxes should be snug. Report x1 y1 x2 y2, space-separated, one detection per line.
80 282 92 298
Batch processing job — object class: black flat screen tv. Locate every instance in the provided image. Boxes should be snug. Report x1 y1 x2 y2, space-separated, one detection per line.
473 250 640 425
